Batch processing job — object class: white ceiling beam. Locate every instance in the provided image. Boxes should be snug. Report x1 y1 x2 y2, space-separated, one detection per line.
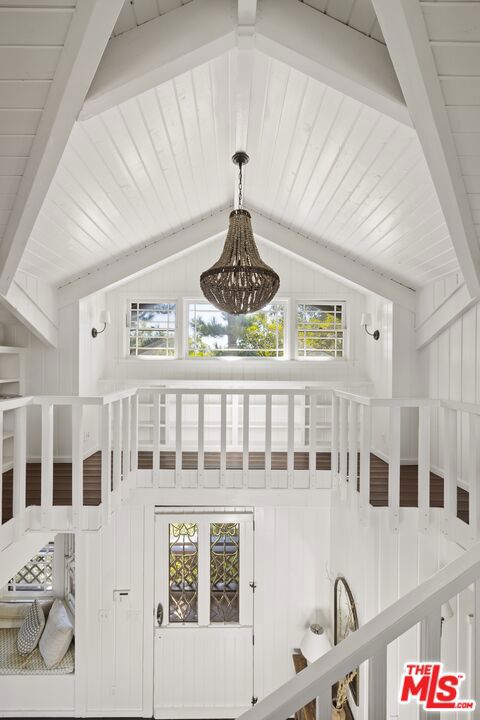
57 212 228 307
238 0 257 27
1 280 58 348
372 0 480 299
255 0 412 127
58 209 416 310
250 212 416 310
415 282 475 350
80 0 238 121
0 0 124 298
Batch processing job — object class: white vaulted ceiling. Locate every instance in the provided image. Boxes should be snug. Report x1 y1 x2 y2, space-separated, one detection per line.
0 2 76 246
21 48 456 291
300 0 385 44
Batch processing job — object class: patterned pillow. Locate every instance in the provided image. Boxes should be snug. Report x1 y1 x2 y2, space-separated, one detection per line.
16 600 45 656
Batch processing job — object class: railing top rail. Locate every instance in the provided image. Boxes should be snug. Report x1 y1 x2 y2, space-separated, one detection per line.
333 390 439 408
139 387 327 396
0 395 34 412
240 540 480 720
441 398 480 416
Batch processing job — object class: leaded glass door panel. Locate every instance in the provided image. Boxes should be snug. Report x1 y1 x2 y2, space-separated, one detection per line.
154 511 254 719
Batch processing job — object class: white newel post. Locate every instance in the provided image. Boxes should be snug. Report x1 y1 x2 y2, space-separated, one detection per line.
368 647 387 718
71 404 84 530
359 403 371 525
418 405 431 534
468 413 480 542
443 406 458 536
112 399 122 501
388 405 401 533
13 405 27 539
101 403 112 525
41 402 54 529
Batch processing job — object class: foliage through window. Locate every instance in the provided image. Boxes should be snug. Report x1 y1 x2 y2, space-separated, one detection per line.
129 302 176 357
297 303 345 358
8 542 54 594
188 302 285 358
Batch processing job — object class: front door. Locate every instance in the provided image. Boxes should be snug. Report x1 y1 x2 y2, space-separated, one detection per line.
153 511 255 719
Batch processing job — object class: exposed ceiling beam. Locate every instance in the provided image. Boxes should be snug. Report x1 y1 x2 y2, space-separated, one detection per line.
415 282 475 350
250 212 416 311
80 0 238 121
1 280 58 348
58 209 416 310
57 212 228 307
372 0 480 298
238 0 257 27
0 0 124 298
255 0 412 127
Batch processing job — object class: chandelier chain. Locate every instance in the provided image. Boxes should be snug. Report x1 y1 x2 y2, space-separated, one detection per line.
238 161 243 209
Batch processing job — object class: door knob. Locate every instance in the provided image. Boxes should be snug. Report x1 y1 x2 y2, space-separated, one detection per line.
156 602 164 626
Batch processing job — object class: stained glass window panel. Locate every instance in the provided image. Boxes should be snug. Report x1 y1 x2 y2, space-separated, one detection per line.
169 523 199 623
210 523 240 623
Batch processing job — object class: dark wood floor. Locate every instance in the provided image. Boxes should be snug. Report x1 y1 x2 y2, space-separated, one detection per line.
1 451 469 525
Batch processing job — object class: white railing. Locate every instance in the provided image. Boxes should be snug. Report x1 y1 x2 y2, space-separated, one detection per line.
239 539 480 720
0 388 138 551
332 391 480 543
137 386 332 490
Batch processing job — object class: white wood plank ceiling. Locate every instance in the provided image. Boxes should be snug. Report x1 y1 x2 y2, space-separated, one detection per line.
299 0 385 44
113 0 193 37
20 48 456 291
0 2 75 251
421 1 480 262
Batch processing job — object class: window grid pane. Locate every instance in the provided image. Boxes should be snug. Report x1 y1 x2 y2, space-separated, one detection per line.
210 523 240 623
8 542 54 593
188 302 285 358
129 302 176 357
169 523 199 623
297 303 345 358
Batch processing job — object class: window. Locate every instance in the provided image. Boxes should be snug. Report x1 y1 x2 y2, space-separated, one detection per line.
129 301 176 357
7 542 54 594
297 302 345 358
210 523 240 623
188 301 285 358
169 523 199 623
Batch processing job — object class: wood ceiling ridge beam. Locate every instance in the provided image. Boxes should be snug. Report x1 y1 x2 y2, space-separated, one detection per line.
371 0 480 300
80 0 238 121
255 0 412 127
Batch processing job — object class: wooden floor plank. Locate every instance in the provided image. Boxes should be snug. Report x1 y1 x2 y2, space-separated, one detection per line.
1 451 469 526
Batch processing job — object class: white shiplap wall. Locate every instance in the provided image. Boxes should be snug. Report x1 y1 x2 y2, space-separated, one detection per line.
103 237 371 385
330 493 468 720
0 3 75 246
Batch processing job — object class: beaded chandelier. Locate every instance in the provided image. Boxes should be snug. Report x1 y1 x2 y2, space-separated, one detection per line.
200 152 280 314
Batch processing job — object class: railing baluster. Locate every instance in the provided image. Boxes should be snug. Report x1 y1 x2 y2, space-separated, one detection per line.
101 403 111 525
331 391 339 478
475 580 480 716
359 403 371 524
112 399 122 497
316 683 332 720
348 400 358 495
368 646 387 718
443 406 457 536
469 413 480 541
198 393 205 487
418 405 431 533
153 391 160 486
243 392 249 487
122 395 131 481
339 398 348 485
176 393 182 486
71 404 84 530
220 393 227 486
41 402 54 529
388 406 401 533
265 392 272 488
420 604 442 662
130 392 138 476
13 406 27 539
309 390 317 488
287 392 295 487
